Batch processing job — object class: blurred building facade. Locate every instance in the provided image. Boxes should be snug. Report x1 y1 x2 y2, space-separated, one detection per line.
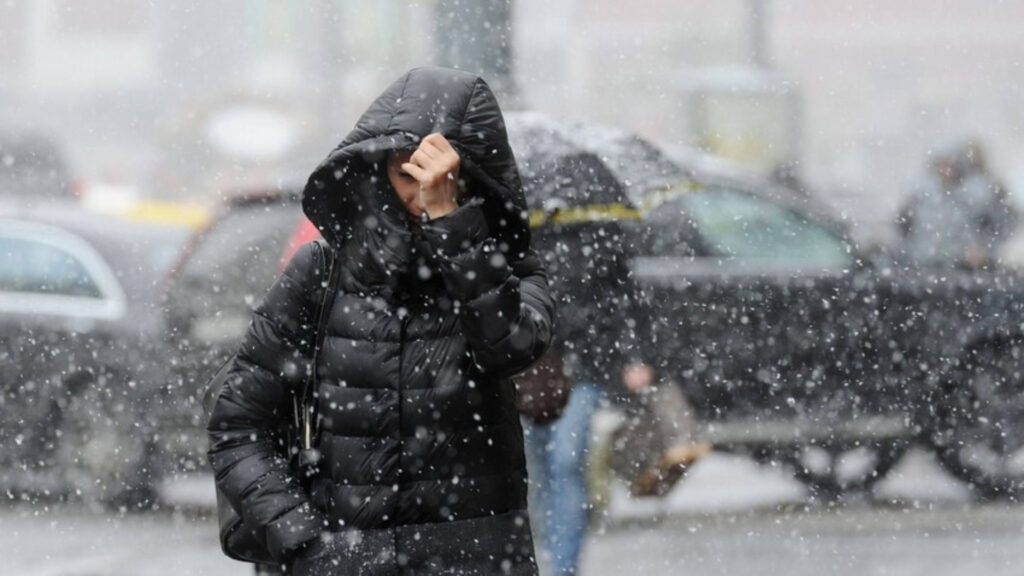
0 0 434 200
517 0 1024 241
2 0 1024 240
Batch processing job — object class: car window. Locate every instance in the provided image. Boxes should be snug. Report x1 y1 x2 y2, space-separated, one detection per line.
636 204 702 258
0 135 69 198
173 200 302 344
182 202 300 289
681 187 853 270
0 235 103 298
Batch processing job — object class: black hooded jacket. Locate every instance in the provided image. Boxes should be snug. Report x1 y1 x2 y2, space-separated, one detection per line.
207 67 553 575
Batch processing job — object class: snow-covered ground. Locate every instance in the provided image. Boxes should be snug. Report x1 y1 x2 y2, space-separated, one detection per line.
0 505 243 576
583 501 1024 576
603 447 971 521
0 448 984 575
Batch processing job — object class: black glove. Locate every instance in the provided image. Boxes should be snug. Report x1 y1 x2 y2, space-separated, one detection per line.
292 535 330 562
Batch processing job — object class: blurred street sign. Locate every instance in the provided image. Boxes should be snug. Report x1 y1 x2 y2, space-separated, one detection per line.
678 67 801 175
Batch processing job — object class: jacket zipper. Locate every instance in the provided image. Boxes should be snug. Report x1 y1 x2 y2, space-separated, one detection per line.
396 314 407 487
390 313 408 567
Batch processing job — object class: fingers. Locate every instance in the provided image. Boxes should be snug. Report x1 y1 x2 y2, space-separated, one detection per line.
422 133 457 156
409 149 441 174
404 135 460 217
408 150 428 173
412 145 439 164
422 132 455 152
408 134 459 176
401 162 429 183
418 133 459 166
401 134 460 192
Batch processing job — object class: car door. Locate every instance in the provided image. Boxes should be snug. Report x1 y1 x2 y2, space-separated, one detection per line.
634 184 873 432
165 197 305 389
0 224 126 461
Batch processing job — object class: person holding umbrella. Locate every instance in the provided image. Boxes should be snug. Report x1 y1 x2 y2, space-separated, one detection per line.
523 213 646 576
508 135 709 575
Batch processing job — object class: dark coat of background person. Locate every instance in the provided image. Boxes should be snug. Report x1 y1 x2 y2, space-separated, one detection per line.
207 67 555 576
506 121 655 400
536 219 649 399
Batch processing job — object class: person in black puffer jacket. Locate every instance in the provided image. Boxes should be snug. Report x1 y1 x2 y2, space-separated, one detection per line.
207 67 554 576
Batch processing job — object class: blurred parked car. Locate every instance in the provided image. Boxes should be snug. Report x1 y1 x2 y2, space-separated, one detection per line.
0 132 73 201
625 172 904 498
156 185 312 483
513 113 1024 500
0 208 191 505
157 118 1024 505
643 167 1024 500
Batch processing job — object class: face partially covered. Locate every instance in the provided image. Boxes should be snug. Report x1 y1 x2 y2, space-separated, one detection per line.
387 150 423 219
303 68 527 256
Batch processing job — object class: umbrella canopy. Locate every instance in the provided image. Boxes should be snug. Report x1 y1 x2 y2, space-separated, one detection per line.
505 113 680 390
505 111 692 226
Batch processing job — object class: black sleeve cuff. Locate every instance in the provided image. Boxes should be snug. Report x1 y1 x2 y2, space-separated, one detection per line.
420 196 489 257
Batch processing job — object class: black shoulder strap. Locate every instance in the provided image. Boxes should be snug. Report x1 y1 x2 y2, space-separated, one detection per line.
299 239 340 451
312 238 341 347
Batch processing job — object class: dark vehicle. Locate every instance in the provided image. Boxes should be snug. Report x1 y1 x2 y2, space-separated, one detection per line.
158 186 311 481
164 119 1024 503
628 174 908 497
0 132 72 200
637 173 1024 499
511 113 1024 500
0 208 190 505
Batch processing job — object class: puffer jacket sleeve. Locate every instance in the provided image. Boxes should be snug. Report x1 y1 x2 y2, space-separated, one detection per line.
421 196 555 378
206 242 327 563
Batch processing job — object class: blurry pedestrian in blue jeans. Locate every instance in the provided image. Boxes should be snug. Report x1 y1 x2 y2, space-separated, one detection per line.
523 221 652 575
523 382 603 576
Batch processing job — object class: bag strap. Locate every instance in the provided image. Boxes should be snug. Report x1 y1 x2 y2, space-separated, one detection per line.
298 239 340 453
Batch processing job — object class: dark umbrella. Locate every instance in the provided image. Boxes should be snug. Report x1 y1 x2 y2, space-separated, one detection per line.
502 111 724 515
504 111 693 397
505 111 691 223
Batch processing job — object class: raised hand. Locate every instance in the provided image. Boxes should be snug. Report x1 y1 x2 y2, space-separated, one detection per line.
401 133 461 220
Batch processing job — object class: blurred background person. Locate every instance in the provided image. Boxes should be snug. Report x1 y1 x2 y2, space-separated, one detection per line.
524 217 709 576
960 140 1018 265
897 139 1017 269
522 221 640 576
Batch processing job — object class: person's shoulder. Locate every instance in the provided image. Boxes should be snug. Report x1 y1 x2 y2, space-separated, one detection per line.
281 240 326 283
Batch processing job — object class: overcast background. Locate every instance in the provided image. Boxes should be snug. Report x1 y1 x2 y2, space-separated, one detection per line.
2 1 1024 243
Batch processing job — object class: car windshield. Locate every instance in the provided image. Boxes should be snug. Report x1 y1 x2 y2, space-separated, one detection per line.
681 187 853 271
0 236 102 298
